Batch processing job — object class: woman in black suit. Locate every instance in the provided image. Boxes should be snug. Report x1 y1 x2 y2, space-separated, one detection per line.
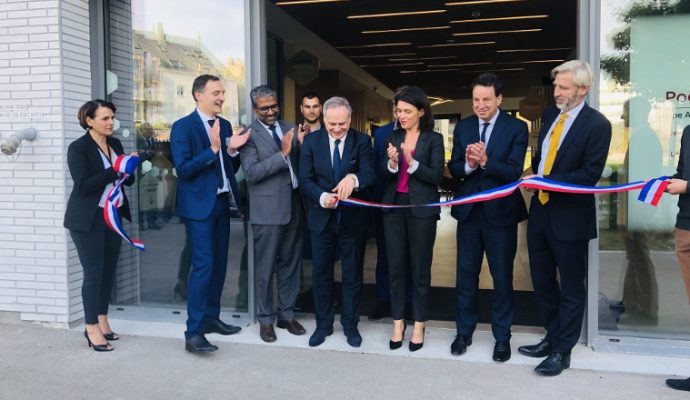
381 86 444 351
64 100 135 352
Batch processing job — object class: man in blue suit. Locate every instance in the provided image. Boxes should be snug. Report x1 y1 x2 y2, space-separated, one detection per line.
448 73 528 362
299 96 375 348
170 74 251 352
519 60 612 376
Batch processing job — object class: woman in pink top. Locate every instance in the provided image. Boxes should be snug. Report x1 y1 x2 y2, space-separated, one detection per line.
380 86 445 351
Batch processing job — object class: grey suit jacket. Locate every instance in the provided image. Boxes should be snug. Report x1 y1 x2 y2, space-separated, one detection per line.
240 119 300 225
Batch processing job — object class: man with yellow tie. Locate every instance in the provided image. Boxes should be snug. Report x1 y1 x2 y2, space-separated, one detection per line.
518 60 612 376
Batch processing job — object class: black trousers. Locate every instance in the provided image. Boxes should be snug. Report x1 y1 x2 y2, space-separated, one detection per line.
69 212 122 325
383 193 437 322
527 201 588 355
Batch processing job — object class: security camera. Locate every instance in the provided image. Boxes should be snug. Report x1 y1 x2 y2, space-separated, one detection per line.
1 128 37 155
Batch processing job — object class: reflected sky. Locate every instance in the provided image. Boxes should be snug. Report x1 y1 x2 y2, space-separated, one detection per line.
133 0 245 61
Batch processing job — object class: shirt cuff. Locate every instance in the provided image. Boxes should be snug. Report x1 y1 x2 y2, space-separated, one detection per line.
464 162 478 175
228 149 239 157
387 160 399 173
319 192 330 208
407 160 419 174
350 174 359 189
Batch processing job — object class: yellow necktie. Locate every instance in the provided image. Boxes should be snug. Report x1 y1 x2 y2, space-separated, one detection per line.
538 113 568 205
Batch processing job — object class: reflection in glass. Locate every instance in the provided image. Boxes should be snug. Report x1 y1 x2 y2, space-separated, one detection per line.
598 0 690 336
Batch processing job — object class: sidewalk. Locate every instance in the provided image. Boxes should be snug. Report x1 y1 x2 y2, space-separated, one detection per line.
0 317 687 400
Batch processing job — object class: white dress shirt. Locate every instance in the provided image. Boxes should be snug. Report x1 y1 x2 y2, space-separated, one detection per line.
465 109 500 175
319 132 360 208
196 109 235 195
537 100 586 176
258 120 298 189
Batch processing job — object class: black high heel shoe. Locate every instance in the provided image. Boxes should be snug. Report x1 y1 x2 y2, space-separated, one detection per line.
83 330 113 352
409 326 425 352
102 332 119 341
389 321 407 350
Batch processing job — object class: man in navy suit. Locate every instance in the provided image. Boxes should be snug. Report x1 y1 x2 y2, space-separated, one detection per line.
519 60 612 375
299 96 375 348
448 73 528 362
170 74 251 352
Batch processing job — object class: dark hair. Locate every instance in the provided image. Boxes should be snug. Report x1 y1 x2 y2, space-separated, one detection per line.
301 92 320 104
471 73 503 97
191 74 221 102
77 99 116 130
393 86 434 132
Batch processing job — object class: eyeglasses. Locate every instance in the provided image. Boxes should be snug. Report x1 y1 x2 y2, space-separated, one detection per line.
256 104 280 113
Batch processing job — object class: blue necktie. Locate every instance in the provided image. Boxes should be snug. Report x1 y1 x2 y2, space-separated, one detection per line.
333 139 341 223
332 139 341 184
480 122 490 143
269 125 281 150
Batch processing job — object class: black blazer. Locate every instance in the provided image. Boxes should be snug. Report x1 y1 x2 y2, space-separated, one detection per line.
530 104 612 241
380 129 445 218
64 132 135 233
448 111 528 226
298 128 375 235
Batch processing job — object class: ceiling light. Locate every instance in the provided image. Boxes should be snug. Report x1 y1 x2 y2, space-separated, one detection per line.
276 0 350 5
362 26 450 34
348 10 447 19
452 28 542 36
360 62 424 68
450 15 548 24
400 67 525 74
336 42 412 49
496 47 572 53
388 56 457 61
348 53 416 59
417 41 495 48
427 62 492 68
445 0 526 6
496 59 564 64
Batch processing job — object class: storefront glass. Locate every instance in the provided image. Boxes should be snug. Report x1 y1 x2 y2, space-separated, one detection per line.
598 0 690 337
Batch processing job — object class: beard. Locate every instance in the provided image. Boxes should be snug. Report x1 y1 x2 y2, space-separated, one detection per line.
556 93 582 112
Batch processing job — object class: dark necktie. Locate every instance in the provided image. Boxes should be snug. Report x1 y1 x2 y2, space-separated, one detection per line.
208 119 224 189
269 124 282 150
333 139 341 222
333 139 341 184
480 122 490 143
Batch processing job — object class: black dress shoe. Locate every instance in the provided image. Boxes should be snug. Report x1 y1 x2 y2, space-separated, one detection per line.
308 326 334 347
534 353 570 376
344 328 362 348
259 324 277 343
102 332 119 341
277 319 306 336
493 341 511 362
185 335 218 353
450 335 472 356
368 300 391 321
205 319 241 335
518 339 552 358
666 376 690 391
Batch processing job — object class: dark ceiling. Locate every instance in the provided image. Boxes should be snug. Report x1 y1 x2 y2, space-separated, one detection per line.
271 0 577 99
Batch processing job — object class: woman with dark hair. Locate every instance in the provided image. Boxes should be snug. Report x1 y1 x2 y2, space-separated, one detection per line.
64 99 135 352
381 86 444 351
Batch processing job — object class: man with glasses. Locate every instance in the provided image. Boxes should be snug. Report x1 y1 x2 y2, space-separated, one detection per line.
240 85 308 343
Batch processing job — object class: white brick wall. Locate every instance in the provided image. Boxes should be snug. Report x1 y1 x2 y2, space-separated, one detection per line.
0 0 90 326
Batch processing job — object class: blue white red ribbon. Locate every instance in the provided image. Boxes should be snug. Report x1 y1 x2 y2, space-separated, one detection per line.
104 154 145 251
338 176 669 209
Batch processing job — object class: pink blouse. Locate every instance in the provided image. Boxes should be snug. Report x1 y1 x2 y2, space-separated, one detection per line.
396 149 415 193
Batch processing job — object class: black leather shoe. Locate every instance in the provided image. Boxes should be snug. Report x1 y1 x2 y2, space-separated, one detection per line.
205 319 241 335
368 300 390 321
535 353 570 376
518 339 552 358
666 377 690 391
185 334 218 353
259 324 277 343
450 335 472 356
493 341 511 362
308 326 334 347
277 319 306 336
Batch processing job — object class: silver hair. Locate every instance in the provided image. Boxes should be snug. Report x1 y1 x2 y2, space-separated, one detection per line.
250 85 277 106
322 96 352 117
551 60 594 87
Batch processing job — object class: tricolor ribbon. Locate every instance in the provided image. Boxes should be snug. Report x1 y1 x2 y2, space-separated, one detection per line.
337 176 670 209
104 154 145 251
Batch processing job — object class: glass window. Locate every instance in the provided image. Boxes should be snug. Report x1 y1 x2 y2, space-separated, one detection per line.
106 0 249 312
598 0 690 337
